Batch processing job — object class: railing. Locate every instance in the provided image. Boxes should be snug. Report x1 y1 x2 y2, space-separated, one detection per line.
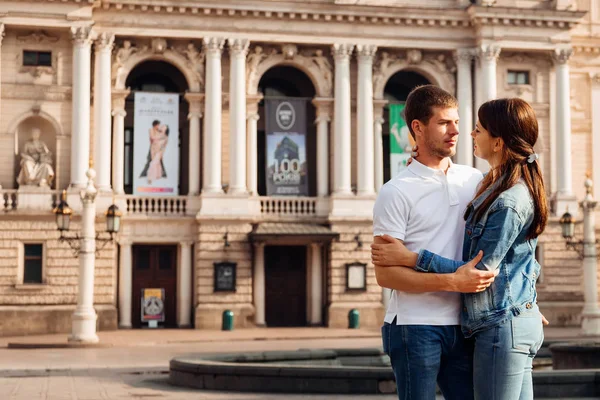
122 195 188 217
260 196 319 217
1 190 18 212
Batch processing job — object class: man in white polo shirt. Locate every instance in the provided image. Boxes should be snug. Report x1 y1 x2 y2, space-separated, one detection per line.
372 85 496 400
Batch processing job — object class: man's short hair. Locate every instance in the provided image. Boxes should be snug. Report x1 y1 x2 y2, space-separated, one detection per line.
403 85 458 139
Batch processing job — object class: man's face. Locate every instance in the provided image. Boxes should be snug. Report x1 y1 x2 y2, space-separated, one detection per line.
419 107 459 159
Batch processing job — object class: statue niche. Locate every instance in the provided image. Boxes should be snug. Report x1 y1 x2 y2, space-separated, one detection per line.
17 127 55 187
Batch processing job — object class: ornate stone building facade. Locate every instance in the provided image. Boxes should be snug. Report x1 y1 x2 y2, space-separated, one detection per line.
0 0 597 335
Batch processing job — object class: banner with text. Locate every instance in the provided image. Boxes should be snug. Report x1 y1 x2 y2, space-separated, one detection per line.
133 92 179 196
389 103 413 179
265 99 308 196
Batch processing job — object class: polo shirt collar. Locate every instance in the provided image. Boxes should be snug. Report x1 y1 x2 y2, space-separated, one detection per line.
408 158 454 178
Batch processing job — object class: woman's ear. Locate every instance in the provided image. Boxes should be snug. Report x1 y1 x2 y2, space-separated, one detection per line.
494 137 504 153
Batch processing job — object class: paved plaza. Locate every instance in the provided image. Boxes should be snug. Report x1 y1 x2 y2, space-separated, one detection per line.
0 327 589 399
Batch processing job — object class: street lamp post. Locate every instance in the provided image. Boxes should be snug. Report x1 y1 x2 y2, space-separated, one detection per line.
560 175 600 336
53 168 121 343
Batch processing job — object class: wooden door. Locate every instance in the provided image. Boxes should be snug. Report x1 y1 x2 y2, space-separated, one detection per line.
131 245 177 328
265 245 307 327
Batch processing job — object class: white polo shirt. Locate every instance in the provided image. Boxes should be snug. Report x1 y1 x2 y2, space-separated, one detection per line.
373 159 483 325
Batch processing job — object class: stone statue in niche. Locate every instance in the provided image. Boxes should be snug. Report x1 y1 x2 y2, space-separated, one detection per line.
17 128 55 187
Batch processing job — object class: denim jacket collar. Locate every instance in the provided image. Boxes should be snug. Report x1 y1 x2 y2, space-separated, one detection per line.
470 172 502 212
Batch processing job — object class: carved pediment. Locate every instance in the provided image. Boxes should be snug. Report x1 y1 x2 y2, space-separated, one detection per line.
16 30 59 44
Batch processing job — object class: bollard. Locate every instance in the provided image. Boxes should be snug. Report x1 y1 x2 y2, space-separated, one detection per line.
222 310 234 331
348 309 360 329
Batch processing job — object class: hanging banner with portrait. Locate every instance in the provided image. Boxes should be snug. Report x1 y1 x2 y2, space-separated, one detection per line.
265 99 309 196
133 92 180 196
389 103 414 179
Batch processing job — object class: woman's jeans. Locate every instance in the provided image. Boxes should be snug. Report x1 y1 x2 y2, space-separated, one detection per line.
473 305 544 400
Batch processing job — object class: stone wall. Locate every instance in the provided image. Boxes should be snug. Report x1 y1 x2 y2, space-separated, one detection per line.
328 221 384 329
194 222 254 329
0 216 117 336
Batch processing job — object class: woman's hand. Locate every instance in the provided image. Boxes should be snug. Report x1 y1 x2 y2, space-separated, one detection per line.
371 234 418 268
405 145 419 167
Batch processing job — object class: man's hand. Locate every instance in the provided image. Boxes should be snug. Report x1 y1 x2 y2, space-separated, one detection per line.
449 251 498 293
371 234 417 268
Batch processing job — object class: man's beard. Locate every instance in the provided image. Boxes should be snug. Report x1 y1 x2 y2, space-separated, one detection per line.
424 136 456 158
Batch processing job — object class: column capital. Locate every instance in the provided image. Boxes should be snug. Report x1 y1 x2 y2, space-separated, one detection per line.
184 91 205 115
356 44 377 62
553 47 573 65
454 48 476 64
373 99 388 119
111 88 130 111
117 238 132 246
95 32 115 52
228 38 250 56
247 93 263 116
180 240 194 248
332 43 355 61
253 242 266 250
477 44 501 62
590 73 600 87
203 37 226 54
310 242 323 250
312 98 333 121
70 26 93 46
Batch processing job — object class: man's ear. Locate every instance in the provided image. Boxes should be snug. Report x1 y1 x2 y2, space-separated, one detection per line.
411 119 423 139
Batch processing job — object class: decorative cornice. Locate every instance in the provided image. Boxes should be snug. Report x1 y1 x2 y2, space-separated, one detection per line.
98 1 473 29
553 47 573 65
468 5 585 30
573 45 600 55
17 30 59 44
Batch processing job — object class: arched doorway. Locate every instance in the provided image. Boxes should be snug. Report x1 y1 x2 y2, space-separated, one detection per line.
382 71 431 182
123 60 191 195
256 65 318 327
257 66 317 197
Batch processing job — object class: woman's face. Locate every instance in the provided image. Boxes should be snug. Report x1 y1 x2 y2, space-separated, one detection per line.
471 120 497 163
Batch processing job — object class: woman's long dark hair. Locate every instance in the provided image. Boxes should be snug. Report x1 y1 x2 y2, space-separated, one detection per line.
468 98 548 239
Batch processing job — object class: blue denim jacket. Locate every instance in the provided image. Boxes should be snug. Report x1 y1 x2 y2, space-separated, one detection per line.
415 180 541 337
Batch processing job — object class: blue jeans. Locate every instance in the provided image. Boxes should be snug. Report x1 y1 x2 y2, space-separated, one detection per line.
473 306 544 400
382 323 474 400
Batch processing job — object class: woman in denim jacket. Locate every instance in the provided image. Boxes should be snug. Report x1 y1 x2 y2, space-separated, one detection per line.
373 98 548 400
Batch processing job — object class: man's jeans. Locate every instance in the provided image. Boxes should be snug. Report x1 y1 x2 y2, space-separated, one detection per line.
382 323 474 400
473 305 544 400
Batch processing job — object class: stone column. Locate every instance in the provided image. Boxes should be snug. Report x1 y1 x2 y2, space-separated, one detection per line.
70 27 93 188
553 47 577 215
178 241 193 328
591 74 600 200
312 99 333 197
246 95 262 196
203 37 225 194
93 33 115 192
111 89 130 195
580 179 600 335
478 44 500 102
118 239 132 328
69 169 98 344
310 243 323 325
253 242 265 326
332 44 354 196
228 39 250 195
184 93 204 196
356 45 377 197
373 100 387 192
455 49 475 167
0 25 4 125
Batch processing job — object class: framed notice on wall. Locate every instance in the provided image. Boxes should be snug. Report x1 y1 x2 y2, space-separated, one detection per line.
346 262 367 291
214 262 237 292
